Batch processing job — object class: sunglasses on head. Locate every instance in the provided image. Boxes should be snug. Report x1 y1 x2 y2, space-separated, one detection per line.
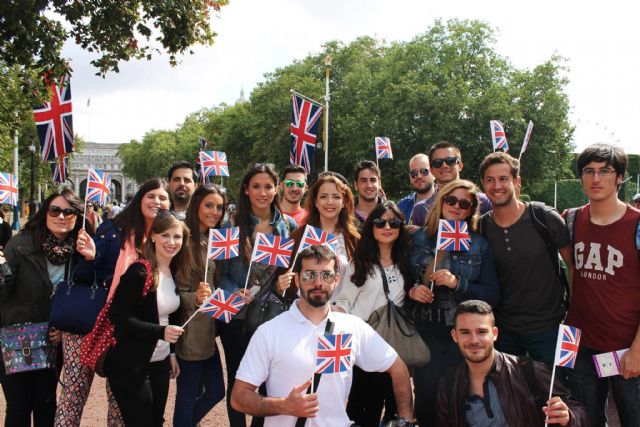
431 156 460 169
409 168 430 179
443 195 472 210
156 209 178 219
47 205 80 218
372 218 403 229
284 179 305 189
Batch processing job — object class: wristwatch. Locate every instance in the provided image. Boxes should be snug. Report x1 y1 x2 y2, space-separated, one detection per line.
395 418 414 427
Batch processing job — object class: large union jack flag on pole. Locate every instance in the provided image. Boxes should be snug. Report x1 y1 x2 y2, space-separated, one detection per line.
290 93 323 175
315 333 353 374
199 151 229 180
199 288 246 323
0 172 18 206
490 120 509 152
251 232 294 268
554 324 581 369
300 225 339 252
375 136 393 159
436 220 471 252
208 227 240 260
85 169 111 205
51 155 69 184
33 75 74 161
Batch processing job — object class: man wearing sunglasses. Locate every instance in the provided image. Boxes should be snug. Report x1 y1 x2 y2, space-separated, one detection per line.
279 165 308 225
397 154 435 224
410 142 492 226
231 245 414 427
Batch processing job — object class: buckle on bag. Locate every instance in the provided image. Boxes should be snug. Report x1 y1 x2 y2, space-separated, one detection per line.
21 338 33 365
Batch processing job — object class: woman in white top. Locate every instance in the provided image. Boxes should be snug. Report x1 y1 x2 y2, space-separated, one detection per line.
334 201 413 427
105 212 194 427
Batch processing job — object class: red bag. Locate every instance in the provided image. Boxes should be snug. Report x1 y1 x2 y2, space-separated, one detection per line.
80 259 154 377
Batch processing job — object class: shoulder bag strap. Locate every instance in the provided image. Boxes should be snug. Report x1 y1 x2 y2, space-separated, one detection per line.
295 318 334 427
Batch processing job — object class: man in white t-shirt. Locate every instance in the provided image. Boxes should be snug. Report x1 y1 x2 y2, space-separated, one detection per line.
231 245 414 427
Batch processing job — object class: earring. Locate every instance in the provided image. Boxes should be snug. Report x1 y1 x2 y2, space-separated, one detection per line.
152 239 155 243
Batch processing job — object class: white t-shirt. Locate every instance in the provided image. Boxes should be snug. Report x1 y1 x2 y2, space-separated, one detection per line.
150 272 180 362
236 301 397 427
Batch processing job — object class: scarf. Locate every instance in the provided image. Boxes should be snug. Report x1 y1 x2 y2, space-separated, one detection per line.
41 232 76 265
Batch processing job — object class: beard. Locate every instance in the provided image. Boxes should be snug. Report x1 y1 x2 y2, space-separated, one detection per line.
302 287 331 307
415 181 434 195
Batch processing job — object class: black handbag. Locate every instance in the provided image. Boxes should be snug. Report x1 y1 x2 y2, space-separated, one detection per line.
49 265 108 335
243 286 294 338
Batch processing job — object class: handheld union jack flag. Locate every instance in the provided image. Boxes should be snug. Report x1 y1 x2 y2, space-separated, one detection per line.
290 93 323 175
208 227 240 260
315 333 353 374
300 225 339 252
199 288 246 323
198 136 209 151
85 169 111 205
251 232 294 268
199 151 229 180
33 75 74 161
554 324 581 369
490 120 509 152
518 120 534 162
51 155 69 184
0 172 18 206
375 136 393 160
436 220 471 252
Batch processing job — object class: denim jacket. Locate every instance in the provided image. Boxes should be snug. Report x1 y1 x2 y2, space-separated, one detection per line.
219 209 296 293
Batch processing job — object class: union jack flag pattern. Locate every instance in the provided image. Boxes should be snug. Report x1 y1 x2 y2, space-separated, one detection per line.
315 333 353 374
554 324 581 369
436 220 471 252
490 120 509 152
51 155 69 184
199 288 246 323
33 75 74 161
251 232 294 268
290 93 323 175
199 151 229 179
0 172 18 206
300 225 339 252
85 169 111 205
519 120 534 159
375 136 393 159
208 227 240 260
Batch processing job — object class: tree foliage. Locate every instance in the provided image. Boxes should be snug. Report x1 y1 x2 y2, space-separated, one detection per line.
0 0 228 77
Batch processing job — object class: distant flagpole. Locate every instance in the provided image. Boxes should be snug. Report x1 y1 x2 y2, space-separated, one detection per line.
324 55 332 172
82 169 90 229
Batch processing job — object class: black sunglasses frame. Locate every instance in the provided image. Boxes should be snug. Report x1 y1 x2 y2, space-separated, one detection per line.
372 218 403 229
431 156 460 169
443 195 472 210
47 205 80 218
409 168 430 179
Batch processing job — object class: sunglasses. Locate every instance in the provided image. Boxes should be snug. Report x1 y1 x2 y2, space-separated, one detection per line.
431 156 460 168
284 179 305 189
372 218 403 229
409 168 430 179
47 206 80 218
300 270 337 284
444 195 472 210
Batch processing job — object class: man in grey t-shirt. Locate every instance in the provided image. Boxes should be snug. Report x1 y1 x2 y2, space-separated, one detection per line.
479 152 572 367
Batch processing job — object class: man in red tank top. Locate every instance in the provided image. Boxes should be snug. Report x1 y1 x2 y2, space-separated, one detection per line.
565 144 640 427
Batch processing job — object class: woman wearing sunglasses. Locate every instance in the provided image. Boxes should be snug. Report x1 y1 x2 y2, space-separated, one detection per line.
333 201 412 426
0 188 95 427
55 178 171 427
173 184 227 426
408 179 500 427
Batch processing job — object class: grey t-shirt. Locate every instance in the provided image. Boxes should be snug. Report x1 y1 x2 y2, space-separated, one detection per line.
483 203 569 332
465 380 508 427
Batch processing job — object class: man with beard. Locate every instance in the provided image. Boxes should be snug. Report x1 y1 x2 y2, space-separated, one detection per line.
279 164 308 225
479 152 572 367
167 161 196 220
353 160 385 230
231 245 414 427
437 300 585 427
397 153 435 224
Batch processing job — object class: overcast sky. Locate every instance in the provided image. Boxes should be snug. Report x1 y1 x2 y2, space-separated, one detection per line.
64 0 639 154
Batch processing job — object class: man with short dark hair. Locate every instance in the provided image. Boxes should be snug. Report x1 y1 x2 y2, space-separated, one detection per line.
167 161 196 220
437 300 586 427
564 144 640 426
397 153 435 223
231 245 414 427
279 164 308 225
479 151 572 367
353 160 384 229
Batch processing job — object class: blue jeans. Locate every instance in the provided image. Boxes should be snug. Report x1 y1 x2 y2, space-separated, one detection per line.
566 346 640 427
495 325 558 368
174 352 225 427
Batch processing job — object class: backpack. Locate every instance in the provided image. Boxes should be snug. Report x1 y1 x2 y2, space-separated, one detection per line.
564 206 640 254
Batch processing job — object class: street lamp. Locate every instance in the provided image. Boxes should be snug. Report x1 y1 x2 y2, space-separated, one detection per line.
28 138 36 219
324 55 332 172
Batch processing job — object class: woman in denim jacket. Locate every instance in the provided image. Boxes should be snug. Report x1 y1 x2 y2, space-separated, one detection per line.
218 163 296 427
407 179 500 427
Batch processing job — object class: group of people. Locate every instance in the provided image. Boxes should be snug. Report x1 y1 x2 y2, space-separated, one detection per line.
0 141 638 427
